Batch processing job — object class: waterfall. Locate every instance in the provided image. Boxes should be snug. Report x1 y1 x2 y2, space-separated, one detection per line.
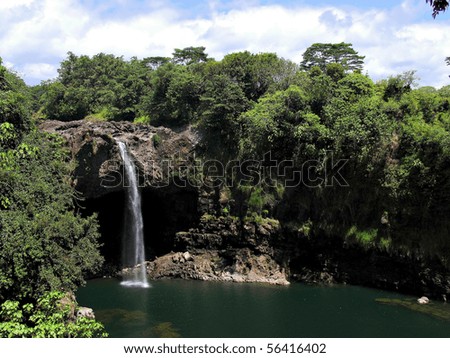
117 141 150 288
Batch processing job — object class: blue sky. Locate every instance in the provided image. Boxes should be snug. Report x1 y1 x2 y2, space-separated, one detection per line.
0 0 449 87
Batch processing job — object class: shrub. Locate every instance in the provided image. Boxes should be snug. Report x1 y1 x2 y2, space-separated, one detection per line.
152 133 161 147
0 291 107 338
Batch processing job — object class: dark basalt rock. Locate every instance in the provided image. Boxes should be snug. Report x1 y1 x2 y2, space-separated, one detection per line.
40 120 200 199
286 231 450 300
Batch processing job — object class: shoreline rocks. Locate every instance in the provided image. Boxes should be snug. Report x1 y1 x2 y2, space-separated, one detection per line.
77 307 96 319
146 250 289 286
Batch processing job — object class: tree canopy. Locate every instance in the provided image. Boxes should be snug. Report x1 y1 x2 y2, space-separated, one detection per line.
300 42 365 72
426 0 449 17
172 46 210 65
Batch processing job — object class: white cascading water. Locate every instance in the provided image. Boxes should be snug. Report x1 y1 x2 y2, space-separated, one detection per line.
117 141 150 288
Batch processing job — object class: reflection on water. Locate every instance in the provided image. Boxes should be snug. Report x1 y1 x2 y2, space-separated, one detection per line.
77 279 450 338
151 322 181 338
95 309 181 337
95 309 150 337
95 309 147 325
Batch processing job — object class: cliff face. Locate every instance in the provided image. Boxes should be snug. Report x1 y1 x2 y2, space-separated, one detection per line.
40 120 450 299
40 120 199 199
40 120 202 263
141 215 289 285
284 231 450 301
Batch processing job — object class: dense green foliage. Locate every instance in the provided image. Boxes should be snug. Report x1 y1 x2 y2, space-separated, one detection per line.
35 47 297 127
0 291 107 338
0 59 31 142
236 68 450 259
246 72 447 255
38 52 152 121
0 59 106 337
0 130 103 301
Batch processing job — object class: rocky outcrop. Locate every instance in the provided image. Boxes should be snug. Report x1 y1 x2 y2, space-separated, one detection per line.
58 292 96 322
77 307 96 319
174 215 282 254
40 120 199 199
118 215 290 285
147 249 289 285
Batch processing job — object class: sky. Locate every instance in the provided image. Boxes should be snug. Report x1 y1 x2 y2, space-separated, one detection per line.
0 0 449 87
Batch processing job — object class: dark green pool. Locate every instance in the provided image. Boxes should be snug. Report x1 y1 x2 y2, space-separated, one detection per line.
76 279 450 338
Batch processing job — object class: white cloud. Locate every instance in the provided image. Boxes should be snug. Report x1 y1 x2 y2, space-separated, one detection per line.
0 0 449 87
22 63 58 81
1 0 90 61
3 60 15 69
0 0 34 10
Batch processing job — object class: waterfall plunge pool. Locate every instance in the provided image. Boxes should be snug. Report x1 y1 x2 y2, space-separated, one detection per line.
76 279 450 338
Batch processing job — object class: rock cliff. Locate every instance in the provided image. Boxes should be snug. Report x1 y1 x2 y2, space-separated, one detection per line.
144 215 289 285
40 120 199 199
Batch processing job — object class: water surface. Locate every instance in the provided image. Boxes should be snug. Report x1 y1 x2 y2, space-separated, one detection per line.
77 279 450 338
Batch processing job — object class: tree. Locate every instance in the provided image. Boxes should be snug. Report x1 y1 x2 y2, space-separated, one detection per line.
142 62 203 126
1 64 106 337
305 66 337 116
300 43 365 72
0 58 31 138
426 0 449 17
239 85 311 159
219 51 289 101
380 70 418 101
0 130 104 302
40 52 153 121
336 73 375 102
172 46 210 65
143 56 170 70
0 59 6 91
198 74 250 159
40 82 90 121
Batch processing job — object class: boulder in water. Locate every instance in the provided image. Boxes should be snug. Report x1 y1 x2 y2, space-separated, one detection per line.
417 296 430 304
